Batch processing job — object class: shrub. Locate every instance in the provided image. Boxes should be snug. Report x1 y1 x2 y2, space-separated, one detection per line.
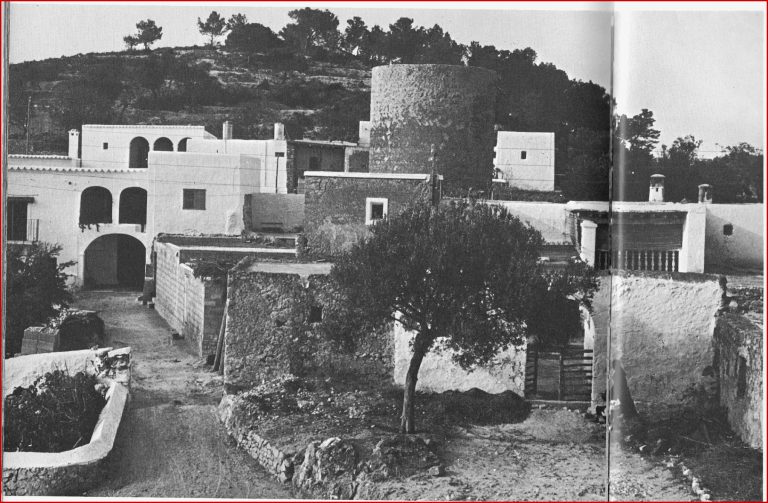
4 370 107 452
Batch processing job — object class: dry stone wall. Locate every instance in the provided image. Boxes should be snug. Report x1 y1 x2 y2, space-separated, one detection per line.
369 64 497 189
223 262 393 391
714 313 763 448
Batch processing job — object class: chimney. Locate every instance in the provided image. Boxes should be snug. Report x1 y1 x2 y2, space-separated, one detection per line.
68 129 80 159
222 121 233 140
649 174 665 202
274 122 285 141
698 184 713 203
358 121 371 147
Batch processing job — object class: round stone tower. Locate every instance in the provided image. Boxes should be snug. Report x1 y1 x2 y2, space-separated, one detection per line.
369 64 497 189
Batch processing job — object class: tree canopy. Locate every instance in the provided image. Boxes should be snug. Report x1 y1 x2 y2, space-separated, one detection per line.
332 200 597 432
134 19 163 51
198 11 228 47
5 243 74 356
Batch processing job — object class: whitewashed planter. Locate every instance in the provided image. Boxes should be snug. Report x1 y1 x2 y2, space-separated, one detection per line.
2 347 131 496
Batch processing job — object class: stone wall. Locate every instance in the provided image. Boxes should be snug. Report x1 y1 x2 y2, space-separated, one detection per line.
590 271 724 410
713 313 763 448
154 241 224 358
244 193 305 232
344 147 370 173
303 174 432 257
224 260 393 391
369 64 497 189
393 322 527 395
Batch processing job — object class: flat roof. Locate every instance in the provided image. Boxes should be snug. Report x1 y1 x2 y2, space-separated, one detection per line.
566 201 695 213
244 261 333 277
304 171 436 181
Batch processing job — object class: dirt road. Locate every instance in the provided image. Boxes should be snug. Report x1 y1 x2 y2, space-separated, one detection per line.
74 290 293 498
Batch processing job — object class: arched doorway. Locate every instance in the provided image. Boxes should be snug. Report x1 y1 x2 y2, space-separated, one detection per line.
80 186 112 227
119 187 147 226
129 137 150 169
83 234 145 289
154 137 173 151
178 137 191 152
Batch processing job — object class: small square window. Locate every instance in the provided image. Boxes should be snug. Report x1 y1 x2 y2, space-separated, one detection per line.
365 197 388 225
102 142 109 150
723 224 733 236
309 306 323 323
183 189 206 210
521 151 527 160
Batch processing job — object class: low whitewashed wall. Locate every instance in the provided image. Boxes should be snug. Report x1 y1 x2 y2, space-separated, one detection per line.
393 322 527 395
3 348 131 496
591 272 723 409
482 200 570 244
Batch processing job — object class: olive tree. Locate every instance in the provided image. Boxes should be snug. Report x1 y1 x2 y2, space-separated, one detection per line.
332 200 597 433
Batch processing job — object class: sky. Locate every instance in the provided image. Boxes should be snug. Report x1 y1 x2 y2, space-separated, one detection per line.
6 2 765 156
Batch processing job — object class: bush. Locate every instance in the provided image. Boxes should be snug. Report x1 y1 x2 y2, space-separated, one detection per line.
4 370 107 452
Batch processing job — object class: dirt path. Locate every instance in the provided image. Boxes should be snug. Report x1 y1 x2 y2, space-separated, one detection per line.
74 290 293 499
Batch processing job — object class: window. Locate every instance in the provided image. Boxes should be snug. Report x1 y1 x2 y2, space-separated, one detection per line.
723 223 733 236
365 197 388 225
103 142 109 150
183 189 206 210
521 151 527 160
737 356 747 398
8 198 32 241
309 306 323 323
309 156 320 171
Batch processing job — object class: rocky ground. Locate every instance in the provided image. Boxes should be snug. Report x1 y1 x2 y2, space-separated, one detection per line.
67 289 727 501
71 290 292 498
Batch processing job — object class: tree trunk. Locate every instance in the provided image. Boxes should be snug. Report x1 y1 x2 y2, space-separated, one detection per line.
400 349 426 434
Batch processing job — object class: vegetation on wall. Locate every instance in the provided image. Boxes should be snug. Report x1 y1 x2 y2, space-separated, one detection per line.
4 370 106 452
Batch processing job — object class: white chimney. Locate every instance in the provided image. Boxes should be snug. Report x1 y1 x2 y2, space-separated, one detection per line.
649 174 665 202
358 121 371 147
274 122 285 141
222 121 233 140
698 184 713 204
68 129 80 159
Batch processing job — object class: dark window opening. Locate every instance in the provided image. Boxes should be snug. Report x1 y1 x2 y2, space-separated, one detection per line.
723 224 733 236
79 186 113 226
153 137 173 151
309 156 320 171
370 203 384 221
309 306 323 323
8 199 29 241
103 142 109 150
178 137 190 152
737 356 747 398
183 189 206 210
119 187 148 226
521 151 527 160
129 137 150 169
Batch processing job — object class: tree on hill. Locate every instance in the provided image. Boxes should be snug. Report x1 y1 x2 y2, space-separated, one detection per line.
123 35 139 51
5 243 74 356
332 200 597 433
198 11 228 47
133 19 163 51
280 8 340 55
225 23 282 52
226 13 248 31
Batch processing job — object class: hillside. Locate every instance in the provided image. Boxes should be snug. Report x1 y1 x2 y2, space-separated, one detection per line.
8 47 372 155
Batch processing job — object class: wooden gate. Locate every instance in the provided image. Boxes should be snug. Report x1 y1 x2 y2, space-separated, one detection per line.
525 346 593 401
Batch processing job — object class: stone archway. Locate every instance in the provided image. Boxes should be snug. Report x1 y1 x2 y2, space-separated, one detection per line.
83 234 146 290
